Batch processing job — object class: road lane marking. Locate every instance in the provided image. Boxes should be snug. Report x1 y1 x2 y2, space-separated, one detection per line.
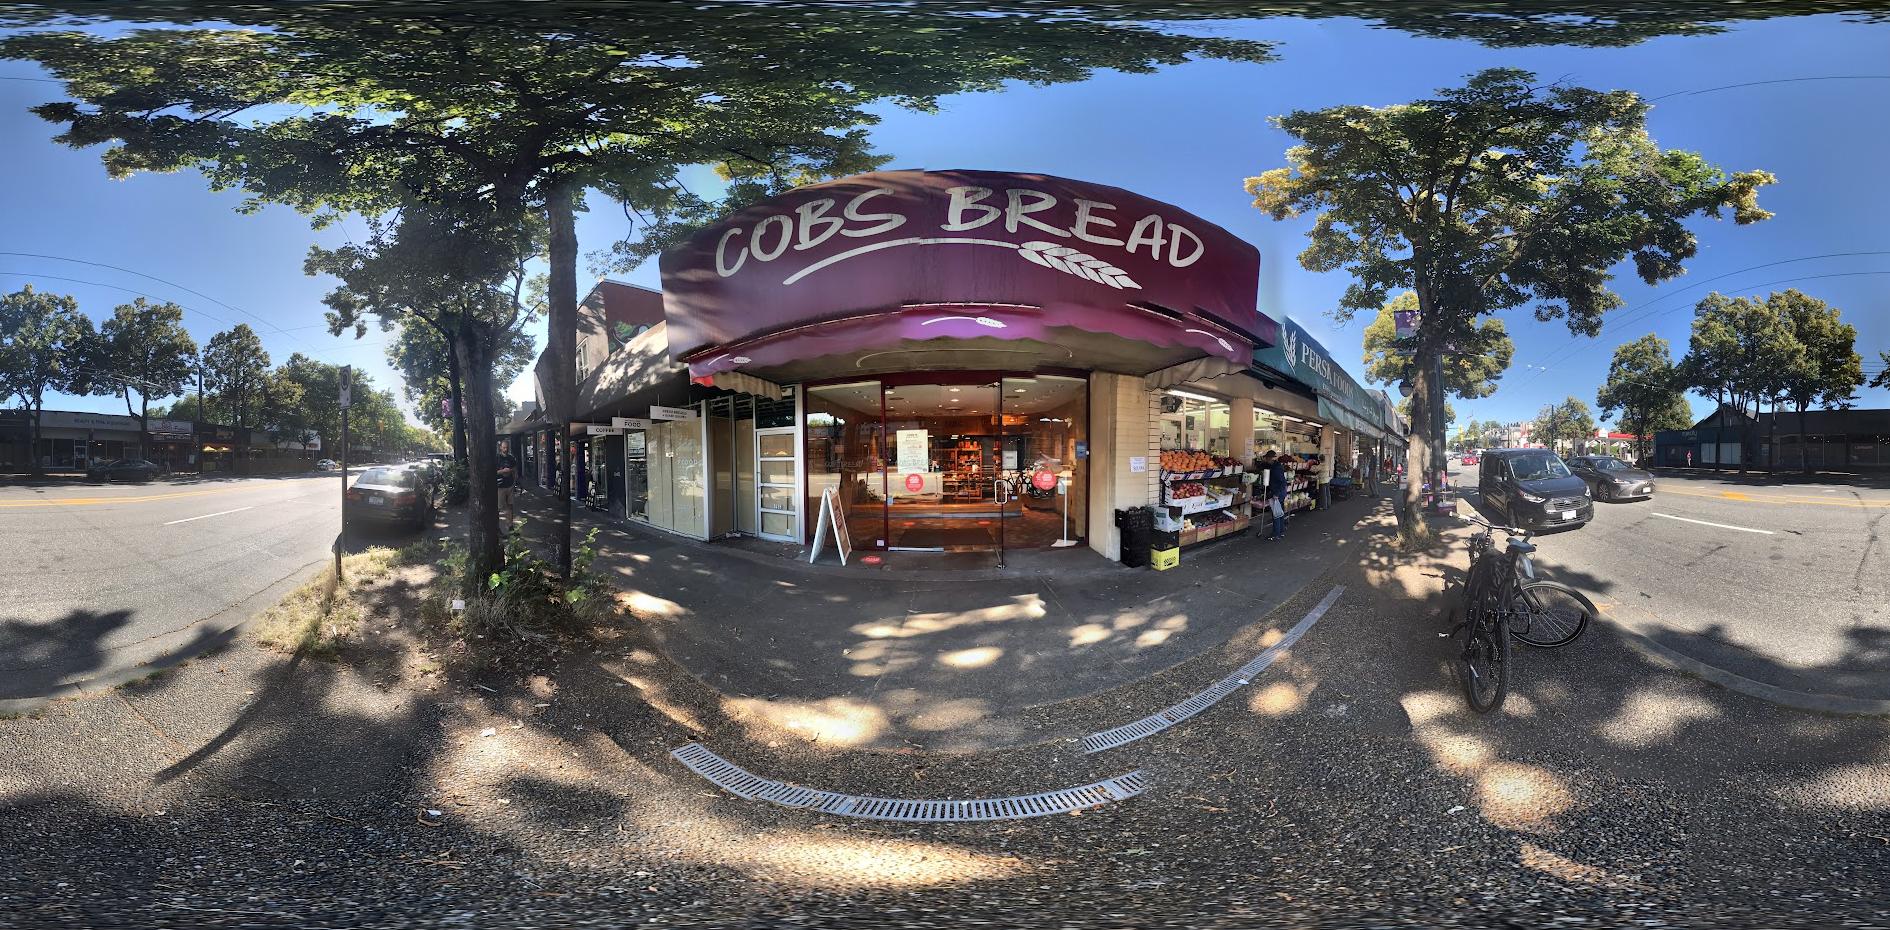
1650 512 1775 534
1659 487 1890 509
0 482 288 509
163 506 255 526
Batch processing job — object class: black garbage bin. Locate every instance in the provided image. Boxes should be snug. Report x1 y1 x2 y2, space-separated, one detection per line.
1115 506 1154 567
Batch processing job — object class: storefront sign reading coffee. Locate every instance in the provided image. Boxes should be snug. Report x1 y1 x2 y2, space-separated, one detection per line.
662 170 1266 373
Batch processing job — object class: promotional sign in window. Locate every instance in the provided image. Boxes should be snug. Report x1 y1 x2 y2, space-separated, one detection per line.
895 429 929 475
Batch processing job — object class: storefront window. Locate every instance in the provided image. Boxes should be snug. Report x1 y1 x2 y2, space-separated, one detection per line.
1003 374 1088 546
1158 392 1228 454
805 374 1089 552
1252 407 1320 459
806 381 884 551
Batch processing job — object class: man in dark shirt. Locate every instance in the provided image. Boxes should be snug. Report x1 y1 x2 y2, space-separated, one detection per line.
1262 451 1289 540
496 452 518 523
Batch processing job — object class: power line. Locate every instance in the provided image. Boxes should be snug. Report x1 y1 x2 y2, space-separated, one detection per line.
0 251 314 347
0 271 389 361
1651 75 1890 101
1506 264 1890 395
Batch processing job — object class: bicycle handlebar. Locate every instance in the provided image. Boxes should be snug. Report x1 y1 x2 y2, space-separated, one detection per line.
1459 513 1530 537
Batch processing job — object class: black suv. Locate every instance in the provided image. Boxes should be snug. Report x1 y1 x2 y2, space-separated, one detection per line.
1477 448 1591 530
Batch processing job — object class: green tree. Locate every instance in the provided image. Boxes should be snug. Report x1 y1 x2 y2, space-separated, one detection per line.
201 323 271 429
90 297 197 442
1362 291 1513 400
1532 398 1596 454
1596 334 1692 462
1246 68 1774 540
1769 289 1863 474
0 284 95 475
387 313 532 466
1679 292 1797 473
1870 352 1890 390
306 207 540 581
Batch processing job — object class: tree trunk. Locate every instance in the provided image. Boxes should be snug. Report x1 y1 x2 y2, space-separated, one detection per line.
27 397 42 477
454 324 503 585
1797 403 1810 475
1400 300 1440 543
446 345 469 464
546 183 579 578
1765 397 1778 474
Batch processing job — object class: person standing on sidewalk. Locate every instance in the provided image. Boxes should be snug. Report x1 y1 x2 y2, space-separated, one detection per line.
497 452 518 524
1262 451 1289 540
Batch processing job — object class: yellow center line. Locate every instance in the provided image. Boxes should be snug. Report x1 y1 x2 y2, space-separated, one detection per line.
1659 486 1890 508
0 485 262 508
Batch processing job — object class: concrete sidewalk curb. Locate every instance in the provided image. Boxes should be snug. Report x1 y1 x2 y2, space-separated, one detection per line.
1605 614 1890 717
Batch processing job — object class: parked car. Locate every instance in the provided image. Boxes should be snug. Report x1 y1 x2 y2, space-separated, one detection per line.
345 466 435 530
87 458 164 482
315 458 340 471
1567 454 1656 502
1477 448 1590 530
1460 452 1479 466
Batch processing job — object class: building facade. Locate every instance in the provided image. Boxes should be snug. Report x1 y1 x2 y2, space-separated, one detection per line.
519 169 1404 563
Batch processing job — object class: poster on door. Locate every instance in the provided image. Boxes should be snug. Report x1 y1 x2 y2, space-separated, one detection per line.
895 429 929 475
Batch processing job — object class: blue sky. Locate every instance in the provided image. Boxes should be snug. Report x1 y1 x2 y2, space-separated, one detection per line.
3 13 1886 429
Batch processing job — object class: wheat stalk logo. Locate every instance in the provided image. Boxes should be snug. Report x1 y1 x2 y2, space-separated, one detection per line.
1015 241 1141 290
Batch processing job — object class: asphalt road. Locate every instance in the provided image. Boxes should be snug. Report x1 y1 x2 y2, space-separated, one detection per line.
0 470 426 706
1453 462 1890 700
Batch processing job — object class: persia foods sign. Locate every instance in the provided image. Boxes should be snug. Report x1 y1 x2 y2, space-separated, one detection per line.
660 170 1262 362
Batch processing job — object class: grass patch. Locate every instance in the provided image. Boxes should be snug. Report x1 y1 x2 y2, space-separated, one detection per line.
254 542 434 658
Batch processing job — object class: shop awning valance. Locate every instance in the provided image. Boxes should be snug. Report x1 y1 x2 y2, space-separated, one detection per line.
693 369 786 400
683 303 1254 381
1318 397 1383 440
1144 356 1247 391
577 322 686 417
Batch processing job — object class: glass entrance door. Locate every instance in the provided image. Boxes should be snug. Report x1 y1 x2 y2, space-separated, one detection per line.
883 380 1006 551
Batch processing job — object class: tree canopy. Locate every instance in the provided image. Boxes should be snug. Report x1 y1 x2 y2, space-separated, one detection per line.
1247 67 1774 538
90 297 196 431
1532 397 1597 453
1595 334 1693 461
0 284 95 474
201 323 271 428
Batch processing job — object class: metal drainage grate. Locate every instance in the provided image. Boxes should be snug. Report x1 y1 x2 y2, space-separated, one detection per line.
670 743 1147 822
1081 585 1344 754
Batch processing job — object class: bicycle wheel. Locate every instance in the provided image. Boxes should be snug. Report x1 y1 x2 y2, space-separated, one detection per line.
1510 580 1595 649
1457 604 1509 713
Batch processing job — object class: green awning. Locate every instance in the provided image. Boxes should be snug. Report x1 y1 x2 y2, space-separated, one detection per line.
1318 396 1383 440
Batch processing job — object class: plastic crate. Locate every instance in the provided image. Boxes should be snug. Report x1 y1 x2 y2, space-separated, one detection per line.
1150 547 1180 571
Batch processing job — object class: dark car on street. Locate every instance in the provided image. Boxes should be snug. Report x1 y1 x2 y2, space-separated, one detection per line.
86 458 163 482
1477 448 1591 530
345 466 435 530
1567 454 1657 502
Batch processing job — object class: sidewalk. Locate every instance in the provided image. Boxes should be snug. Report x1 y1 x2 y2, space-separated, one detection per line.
508 486 1391 751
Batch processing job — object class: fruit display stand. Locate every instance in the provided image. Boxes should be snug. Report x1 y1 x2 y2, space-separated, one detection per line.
1156 453 1251 548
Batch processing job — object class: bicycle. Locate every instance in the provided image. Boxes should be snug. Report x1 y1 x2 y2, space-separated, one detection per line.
1447 514 1597 713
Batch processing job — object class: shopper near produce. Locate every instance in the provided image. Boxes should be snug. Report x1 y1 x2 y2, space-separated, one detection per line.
1261 451 1289 540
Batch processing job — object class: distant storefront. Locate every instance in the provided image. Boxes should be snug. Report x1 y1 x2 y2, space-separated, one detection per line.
1655 406 1890 471
145 418 196 472
37 410 143 469
0 410 30 471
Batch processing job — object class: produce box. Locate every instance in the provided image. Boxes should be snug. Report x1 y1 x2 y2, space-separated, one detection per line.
1150 546 1180 571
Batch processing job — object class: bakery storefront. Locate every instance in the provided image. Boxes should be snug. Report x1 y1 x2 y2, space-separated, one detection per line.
658 169 1275 560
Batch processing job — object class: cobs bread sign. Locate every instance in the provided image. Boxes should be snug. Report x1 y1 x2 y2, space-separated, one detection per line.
713 184 1212 288
661 169 1263 363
